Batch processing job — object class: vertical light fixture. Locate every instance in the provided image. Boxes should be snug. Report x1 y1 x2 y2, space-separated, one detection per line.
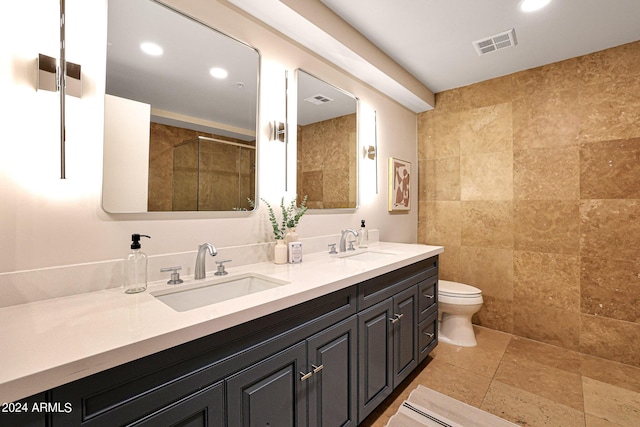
270 71 288 189
59 0 66 179
36 0 82 179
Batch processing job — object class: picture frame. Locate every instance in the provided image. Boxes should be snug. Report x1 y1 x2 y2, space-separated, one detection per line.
388 157 411 211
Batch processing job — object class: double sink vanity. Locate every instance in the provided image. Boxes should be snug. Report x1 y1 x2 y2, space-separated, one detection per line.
0 242 442 426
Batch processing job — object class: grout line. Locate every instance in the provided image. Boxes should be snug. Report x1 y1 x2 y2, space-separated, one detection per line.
479 333 513 411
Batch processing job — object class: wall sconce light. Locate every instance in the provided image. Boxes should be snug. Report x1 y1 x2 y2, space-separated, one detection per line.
270 121 286 142
35 0 82 179
363 145 376 160
37 56 82 96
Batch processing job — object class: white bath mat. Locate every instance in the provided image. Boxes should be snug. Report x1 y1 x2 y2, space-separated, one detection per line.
386 385 518 427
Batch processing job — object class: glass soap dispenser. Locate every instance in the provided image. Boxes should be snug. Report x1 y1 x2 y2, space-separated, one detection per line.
359 220 369 248
124 234 151 294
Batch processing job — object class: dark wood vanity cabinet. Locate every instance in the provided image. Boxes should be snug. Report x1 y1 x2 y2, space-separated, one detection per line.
226 341 307 426
356 257 438 422
307 316 358 427
4 256 437 427
0 393 47 427
129 382 224 426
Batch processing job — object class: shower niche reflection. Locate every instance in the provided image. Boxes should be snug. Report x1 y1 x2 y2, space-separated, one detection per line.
150 130 255 212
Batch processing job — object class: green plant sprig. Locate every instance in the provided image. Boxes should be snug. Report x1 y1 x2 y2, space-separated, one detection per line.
259 195 308 240
284 195 308 229
261 198 286 240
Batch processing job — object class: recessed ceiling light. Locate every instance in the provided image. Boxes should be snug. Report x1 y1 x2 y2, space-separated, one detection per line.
209 67 228 79
519 0 551 12
140 42 163 56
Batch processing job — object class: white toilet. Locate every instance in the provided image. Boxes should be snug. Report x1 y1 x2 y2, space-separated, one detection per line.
438 280 483 347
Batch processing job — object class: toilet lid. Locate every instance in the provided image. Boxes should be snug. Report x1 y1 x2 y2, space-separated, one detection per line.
439 280 482 297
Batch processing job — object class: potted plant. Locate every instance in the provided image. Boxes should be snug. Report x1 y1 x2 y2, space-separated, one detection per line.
259 196 308 264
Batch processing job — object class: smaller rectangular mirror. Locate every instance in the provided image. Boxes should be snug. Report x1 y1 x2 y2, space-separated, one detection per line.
295 70 358 210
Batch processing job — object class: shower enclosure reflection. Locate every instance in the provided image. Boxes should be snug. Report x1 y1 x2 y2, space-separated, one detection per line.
167 136 255 211
145 120 256 211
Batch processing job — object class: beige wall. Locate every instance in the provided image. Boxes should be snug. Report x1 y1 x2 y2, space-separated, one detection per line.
418 41 640 366
1 0 418 282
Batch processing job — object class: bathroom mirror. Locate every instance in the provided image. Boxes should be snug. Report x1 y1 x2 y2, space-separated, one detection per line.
102 0 260 213
296 70 358 209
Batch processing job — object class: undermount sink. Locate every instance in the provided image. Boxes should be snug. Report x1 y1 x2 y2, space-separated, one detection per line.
151 273 290 312
336 250 397 262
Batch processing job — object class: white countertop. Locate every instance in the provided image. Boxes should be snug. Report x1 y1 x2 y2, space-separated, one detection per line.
0 242 442 403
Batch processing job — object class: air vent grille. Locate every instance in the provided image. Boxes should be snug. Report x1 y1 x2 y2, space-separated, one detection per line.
304 94 333 105
473 28 518 56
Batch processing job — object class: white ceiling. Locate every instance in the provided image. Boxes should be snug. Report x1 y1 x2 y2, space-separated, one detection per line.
320 0 640 93
229 0 640 111
107 0 259 140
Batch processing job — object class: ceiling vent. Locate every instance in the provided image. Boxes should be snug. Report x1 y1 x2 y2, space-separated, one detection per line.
473 28 518 56
304 94 333 105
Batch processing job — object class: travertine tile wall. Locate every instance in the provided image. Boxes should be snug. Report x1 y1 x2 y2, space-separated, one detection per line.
417 41 640 366
148 123 255 211
297 113 357 209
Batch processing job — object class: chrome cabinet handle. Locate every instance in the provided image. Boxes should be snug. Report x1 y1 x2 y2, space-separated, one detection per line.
301 364 324 381
423 294 434 299
389 313 404 323
423 332 435 338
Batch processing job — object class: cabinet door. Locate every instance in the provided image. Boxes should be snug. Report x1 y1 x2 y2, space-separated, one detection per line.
129 382 223 427
226 342 307 427
392 285 418 387
307 316 357 427
357 298 393 423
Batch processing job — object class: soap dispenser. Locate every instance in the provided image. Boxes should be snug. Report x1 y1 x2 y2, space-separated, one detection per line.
358 220 369 248
124 234 151 294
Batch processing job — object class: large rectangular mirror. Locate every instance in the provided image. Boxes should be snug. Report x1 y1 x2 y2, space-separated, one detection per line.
296 70 358 209
102 0 260 213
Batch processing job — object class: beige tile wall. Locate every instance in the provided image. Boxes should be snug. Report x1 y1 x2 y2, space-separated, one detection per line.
417 41 640 366
297 113 357 209
148 123 255 211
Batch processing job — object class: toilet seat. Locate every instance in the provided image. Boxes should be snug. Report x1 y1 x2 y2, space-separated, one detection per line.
438 280 483 305
439 280 482 296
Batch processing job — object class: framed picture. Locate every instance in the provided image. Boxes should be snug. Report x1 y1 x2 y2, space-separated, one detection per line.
388 157 411 211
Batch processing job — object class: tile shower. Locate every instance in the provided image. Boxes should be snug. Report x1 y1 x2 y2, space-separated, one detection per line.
417 40 640 367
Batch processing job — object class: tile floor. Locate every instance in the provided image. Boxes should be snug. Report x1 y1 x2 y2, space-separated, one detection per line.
361 326 640 427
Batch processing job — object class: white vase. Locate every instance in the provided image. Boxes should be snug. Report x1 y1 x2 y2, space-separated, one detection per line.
284 228 299 245
274 240 288 264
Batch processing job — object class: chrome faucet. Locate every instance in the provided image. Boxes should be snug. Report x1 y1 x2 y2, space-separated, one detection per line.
339 229 359 252
195 243 218 279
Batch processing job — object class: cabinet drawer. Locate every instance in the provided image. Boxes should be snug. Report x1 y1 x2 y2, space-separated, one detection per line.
129 382 223 426
418 275 438 322
418 312 438 363
359 256 438 310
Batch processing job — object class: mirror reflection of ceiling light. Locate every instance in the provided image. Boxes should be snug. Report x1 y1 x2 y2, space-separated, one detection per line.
519 0 551 12
209 67 229 79
140 42 163 56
